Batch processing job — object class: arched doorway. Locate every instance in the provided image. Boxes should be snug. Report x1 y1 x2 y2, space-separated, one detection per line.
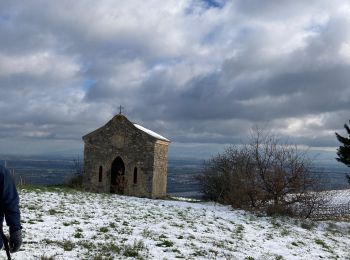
110 156 126 194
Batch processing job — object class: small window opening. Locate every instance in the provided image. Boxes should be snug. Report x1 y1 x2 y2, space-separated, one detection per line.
98 166 103 182
133 167 138 184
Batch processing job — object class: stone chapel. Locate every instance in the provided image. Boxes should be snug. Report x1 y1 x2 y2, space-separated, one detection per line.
82 113 170 198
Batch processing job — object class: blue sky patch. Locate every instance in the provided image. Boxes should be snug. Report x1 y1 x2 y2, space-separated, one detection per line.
186 0 225 15
202 0 225 9
0 14 10 23
81 78 96 92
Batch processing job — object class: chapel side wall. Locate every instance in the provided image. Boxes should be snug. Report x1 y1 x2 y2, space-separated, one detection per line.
151 141 169 198
83 143 99 192
83 143 111 193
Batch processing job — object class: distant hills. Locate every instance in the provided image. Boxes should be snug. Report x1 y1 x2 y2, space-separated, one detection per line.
0 152 348 198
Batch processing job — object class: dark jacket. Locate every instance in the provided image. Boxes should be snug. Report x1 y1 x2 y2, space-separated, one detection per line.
0 166 21 247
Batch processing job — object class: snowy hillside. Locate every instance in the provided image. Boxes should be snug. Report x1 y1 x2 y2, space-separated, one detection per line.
5 187 350 260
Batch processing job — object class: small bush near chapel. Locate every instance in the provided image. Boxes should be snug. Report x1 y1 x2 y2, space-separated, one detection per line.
64 156 84 189
198 128 327 217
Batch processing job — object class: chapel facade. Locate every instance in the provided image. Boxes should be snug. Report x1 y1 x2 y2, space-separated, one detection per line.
82 114 170 198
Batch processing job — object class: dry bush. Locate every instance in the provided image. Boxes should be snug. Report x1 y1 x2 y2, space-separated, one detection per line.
199 128 328 217
64 173 83 189
64 156 84 189
199 146 266 208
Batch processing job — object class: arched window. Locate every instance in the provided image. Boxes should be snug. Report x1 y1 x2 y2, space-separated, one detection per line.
133 167 138 184
98 166 103 182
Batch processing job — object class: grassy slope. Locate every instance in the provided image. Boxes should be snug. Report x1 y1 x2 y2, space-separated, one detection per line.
6 186 350 260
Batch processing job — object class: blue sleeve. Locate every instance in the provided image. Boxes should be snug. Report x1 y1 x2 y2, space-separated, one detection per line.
0 166 21 233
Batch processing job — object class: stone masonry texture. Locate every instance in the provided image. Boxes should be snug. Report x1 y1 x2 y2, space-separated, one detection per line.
82 114 170 198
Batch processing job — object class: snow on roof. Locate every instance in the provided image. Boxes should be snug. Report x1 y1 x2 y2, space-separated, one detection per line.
134 123 170 142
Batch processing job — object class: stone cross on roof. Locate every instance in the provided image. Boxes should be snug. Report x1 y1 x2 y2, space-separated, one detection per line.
118 105 124 114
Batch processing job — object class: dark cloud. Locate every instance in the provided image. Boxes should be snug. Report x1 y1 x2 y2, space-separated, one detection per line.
0 0 349 156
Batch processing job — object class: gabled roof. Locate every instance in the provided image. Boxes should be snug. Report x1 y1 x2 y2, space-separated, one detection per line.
83 114 170 143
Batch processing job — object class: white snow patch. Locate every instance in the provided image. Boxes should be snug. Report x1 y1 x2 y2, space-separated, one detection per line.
6 187 350 260
326 189 350 205
133 124 170 142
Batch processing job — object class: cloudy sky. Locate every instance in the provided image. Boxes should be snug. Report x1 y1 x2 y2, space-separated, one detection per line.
1 0 350 158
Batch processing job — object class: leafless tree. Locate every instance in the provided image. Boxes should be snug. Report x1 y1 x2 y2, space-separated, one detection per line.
199 128 327 217
64 156 84 189
72 156 84 175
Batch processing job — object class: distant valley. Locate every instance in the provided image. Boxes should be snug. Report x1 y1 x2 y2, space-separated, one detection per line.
0 155 349 198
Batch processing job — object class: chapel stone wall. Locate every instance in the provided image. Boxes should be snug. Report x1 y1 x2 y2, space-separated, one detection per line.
83 114 169 198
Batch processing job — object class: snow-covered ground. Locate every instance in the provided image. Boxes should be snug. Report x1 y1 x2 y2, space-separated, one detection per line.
4 187 350 260
326 189 350 205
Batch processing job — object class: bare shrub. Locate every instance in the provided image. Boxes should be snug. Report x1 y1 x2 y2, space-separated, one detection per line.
199 146 262 208
64 174 83 189
64 156 83 189
296 191 331 218
198 128 327 217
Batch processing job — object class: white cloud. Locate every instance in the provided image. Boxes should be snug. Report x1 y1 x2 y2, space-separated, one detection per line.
0 52 80 78
0 0 349 155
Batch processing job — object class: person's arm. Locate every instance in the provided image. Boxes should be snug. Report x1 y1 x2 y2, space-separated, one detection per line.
0 166 22 252
1 167 21 233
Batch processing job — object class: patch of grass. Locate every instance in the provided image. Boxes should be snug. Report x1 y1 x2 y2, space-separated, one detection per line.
42 239 56 245
235 224 245 239
156 240 174 247
266 233 273 240
291 240 305 247
19 184 77 194
315 239 333 253
62 240 75 251
236 224 244 233
48 208 61 215
159 234 168 239
326 223 341 234
208 248 218 256
172 248 181 254
63 220 80 226
28 205 38 210
192 249 207 257
280 228 290 236
271 218 281 228
123 240 145 258
291 241 298 247
300 220 315 230
245 257 255 260
188 235 195 240
141 228 153 238
109 222 116 229
213 240 225 248
42 239 75 252
119 227 132 235
74 232 83 238
78 241 95 250
99 227 109 233
101 243 121 254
